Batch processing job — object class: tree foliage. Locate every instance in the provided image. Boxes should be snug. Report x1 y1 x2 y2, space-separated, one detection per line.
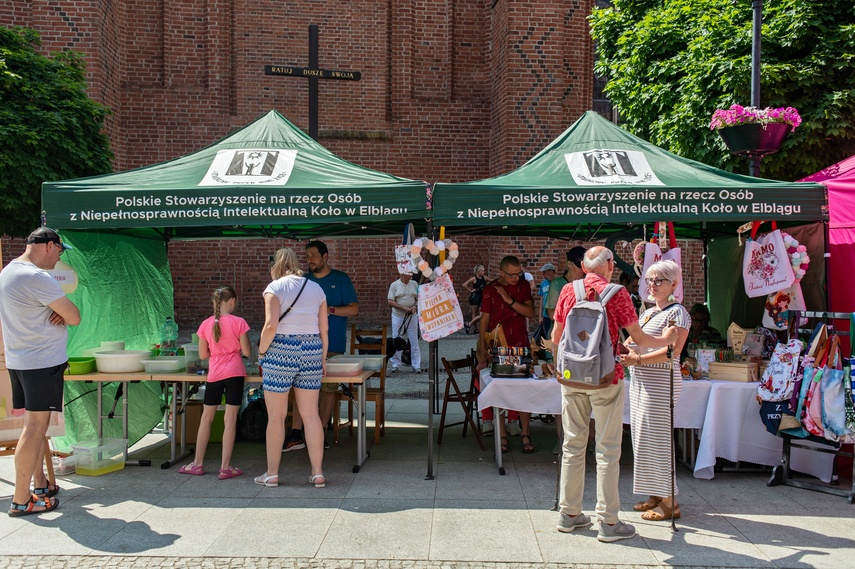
0 26 112 237
590 0 855 180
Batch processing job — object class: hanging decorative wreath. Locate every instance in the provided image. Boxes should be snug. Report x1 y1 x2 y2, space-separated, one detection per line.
632 241 647 277
410 237 459 279
781 232 810 281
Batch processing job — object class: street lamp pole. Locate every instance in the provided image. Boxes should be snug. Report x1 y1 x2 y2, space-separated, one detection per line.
749 0 763 176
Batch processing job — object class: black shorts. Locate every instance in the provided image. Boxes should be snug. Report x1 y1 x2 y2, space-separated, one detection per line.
204 376 244 406
9 363 67 412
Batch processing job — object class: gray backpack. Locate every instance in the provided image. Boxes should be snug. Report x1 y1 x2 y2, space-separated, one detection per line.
556 281 623 388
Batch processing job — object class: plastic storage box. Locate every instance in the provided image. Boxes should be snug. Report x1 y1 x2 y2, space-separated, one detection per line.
65 357 96 375
183 343 208 374
329 355 385 371
140 356 185 374
72 438 126 476
326 360 364 376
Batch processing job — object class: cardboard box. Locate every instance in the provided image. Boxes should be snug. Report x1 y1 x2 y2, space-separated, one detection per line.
708 361 759 382
175 401 225 444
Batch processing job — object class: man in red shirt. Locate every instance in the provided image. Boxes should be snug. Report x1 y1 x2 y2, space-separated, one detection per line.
550 246 676 542
479 255 536 453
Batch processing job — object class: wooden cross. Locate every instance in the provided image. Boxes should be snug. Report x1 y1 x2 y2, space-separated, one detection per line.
264 24 362 141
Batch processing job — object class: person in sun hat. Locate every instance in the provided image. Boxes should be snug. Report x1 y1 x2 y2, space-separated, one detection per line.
0 227 79 517
538 263 557 335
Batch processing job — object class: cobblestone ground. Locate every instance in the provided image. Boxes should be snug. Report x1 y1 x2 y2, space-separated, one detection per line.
0 558 725 569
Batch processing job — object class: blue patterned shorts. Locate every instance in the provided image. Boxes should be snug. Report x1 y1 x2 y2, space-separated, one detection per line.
260 334 323 392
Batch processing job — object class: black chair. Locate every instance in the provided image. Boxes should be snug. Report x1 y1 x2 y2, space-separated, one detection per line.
438 355 485 450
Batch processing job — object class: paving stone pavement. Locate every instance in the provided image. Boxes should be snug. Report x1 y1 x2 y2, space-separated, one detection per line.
2 330 854 568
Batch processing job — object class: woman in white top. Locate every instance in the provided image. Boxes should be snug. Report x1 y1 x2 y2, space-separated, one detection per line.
255 247 329 489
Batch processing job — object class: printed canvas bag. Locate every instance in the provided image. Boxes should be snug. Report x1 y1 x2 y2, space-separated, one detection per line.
742 228 795 298
762 284 806 330
757 339 803 402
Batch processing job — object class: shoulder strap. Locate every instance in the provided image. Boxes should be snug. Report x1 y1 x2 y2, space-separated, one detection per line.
279 278 309 322
572 279 586 304
599 283 624 305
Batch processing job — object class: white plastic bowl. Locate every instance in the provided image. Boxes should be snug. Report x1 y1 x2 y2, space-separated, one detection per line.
94 350 151 373
329 355 385 371
100 341 125 351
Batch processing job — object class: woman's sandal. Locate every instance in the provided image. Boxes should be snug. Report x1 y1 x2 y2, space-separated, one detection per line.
641 502 681 521
521 434 535 454
33 483 60 499
8 495 59 517
310 474 326 488
218 466 243 480
500 436 510 454
254 473 279 487
633 496 661 512
178 463 205 476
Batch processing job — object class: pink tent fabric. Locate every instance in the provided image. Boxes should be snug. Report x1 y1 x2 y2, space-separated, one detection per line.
800 156 855 313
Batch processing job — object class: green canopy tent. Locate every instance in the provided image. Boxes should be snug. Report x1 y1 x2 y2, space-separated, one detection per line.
41 110 429 451
432 111 829 331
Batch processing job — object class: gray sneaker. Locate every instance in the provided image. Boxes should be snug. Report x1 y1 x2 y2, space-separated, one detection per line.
556 512 592 533
597 520 636 542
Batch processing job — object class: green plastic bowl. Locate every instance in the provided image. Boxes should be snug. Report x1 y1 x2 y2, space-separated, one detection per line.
66 357 96 375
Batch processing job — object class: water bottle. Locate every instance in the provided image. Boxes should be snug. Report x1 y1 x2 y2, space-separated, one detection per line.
160 317 179 356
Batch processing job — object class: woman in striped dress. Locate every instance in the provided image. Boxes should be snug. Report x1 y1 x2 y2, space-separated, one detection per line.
622 260 690 521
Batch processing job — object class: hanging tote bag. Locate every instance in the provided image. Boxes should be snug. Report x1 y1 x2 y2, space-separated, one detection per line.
395 223 418 275
417 273 465 342
762 284 806 330
742 222 795 298
757 338 803 402
780 326 828 437
637 222 684 303
804 336 837 438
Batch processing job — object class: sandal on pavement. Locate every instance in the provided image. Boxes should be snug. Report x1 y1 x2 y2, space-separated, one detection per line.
254 473 279 487
9 495 59 517
500 436 509 454
310 474 326 488
633 496 661 512
521 434 535 454
178 463 205 476
218 466 243 480
641 502 680 521
33 483 61 498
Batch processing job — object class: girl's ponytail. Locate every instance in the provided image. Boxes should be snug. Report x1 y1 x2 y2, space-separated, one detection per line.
212 288 223 342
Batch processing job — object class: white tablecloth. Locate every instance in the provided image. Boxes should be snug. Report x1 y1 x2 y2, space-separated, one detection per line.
478 370 834 481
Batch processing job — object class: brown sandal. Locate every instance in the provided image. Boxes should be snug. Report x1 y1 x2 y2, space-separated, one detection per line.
521 434 535 454
641 502 680 521
500 436 509 454
633 496 661 512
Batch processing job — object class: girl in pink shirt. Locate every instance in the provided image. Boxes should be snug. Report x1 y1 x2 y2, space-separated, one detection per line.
179 286 251 479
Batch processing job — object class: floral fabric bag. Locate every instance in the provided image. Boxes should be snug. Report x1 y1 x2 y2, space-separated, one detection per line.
742 226 795 298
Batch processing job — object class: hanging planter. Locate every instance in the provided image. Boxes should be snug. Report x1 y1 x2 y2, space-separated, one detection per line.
710 104 801 156
717 122 792 156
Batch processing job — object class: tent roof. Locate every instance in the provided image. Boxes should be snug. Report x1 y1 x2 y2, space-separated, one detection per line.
432 111 826 240
800 154 855 230
42 111 429 240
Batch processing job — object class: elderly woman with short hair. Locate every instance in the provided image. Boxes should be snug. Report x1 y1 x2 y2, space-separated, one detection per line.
621 260 690 522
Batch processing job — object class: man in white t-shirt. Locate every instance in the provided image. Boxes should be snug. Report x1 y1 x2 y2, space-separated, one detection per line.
387 272 421 372
0 227 80 517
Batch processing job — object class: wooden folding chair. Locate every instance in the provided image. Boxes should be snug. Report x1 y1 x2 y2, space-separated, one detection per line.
438 355 485 450
334 324 388 445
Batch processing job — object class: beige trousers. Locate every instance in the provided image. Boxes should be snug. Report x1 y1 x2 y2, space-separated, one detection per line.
558 381 624 524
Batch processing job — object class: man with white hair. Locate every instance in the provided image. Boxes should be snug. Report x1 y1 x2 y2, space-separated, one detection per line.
550 246 676 542
0 227 80 517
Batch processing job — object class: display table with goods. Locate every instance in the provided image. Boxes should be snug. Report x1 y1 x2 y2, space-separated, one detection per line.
65 369 374 473
478 369 833 480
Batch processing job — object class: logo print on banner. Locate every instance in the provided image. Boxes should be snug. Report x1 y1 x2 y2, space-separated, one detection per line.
199 149 298 186
564 149 664 186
